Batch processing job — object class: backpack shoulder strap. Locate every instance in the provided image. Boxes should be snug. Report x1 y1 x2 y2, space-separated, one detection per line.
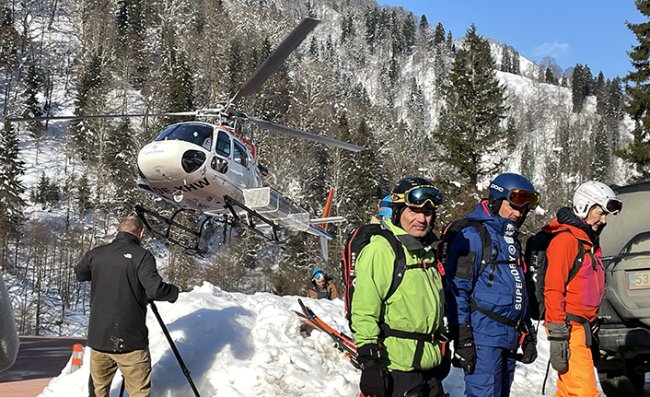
373 229 407 303
568 238 586 283
552 228 585 284
460 220 492 275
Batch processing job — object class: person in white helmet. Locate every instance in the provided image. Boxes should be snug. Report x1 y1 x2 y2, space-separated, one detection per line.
542 181 622 397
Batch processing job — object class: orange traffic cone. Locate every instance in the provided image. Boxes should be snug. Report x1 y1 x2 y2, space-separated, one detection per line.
71 343 84 371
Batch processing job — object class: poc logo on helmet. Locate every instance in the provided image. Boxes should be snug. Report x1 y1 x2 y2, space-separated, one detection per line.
490 183 504 192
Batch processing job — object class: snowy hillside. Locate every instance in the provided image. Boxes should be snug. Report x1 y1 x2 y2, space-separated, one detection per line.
38 282 583 397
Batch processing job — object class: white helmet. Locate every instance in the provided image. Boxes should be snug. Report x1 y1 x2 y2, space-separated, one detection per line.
572 181 622 218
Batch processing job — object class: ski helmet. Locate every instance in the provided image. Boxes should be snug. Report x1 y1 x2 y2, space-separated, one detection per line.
488 173 539 213
572 181 622 218
390 177 442 226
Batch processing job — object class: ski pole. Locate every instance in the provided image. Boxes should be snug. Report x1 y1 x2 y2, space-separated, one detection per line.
150 301 202 397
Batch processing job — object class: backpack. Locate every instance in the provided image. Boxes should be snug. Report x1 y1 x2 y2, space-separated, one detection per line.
341 224 406 325
437 218 493 284
440 218 537 331
524 229 586 321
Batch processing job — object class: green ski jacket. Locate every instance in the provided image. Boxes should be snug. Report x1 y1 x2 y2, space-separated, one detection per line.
351 219 445 372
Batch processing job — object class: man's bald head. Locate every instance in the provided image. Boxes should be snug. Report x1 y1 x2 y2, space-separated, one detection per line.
118 215 145 238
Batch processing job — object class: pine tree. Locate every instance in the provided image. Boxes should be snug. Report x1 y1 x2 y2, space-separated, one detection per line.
434 25 509 185
511 50 521 75
433 22 446 46
417 15 431 50
22 60 41 119
70 52 104 159
365 7 379 47
227 40 244 97
500 47 511 73
571 64 586 112
592 120 611 181
402 13 416 51
76 174 93 216
21 59 46 143
0 122 26 238
169 53 194 112
0 7 19 71
102 119 140 215
619 0 650 180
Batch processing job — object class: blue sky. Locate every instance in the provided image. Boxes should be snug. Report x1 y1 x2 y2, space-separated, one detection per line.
379 0 643 79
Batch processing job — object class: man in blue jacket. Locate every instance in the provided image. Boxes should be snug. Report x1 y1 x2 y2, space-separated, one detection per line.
444 173 539 396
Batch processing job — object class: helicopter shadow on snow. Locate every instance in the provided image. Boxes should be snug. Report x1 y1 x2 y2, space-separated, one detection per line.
150 306 255 393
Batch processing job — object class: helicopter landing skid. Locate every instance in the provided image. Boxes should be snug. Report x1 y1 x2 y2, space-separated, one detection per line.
223 195 284 242
135 205 210 254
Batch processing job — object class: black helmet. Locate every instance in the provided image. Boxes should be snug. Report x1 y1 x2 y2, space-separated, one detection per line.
390 177 442 226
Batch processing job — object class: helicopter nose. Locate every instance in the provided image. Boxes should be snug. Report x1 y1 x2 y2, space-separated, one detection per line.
181 150 207 173
138 141 207 180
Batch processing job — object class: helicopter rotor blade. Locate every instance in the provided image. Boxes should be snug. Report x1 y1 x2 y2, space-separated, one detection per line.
4 111 198 123
230 17 320 104
245 115 364 153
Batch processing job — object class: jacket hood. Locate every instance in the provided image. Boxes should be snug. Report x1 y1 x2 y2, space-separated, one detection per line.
543 207 597 245
467 199 520 238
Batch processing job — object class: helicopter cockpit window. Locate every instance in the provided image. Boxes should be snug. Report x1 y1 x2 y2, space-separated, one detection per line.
154 123 213 147
216 131 231 158
233 141 248 167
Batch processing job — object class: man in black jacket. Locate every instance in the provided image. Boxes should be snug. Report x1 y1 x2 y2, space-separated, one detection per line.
75 215 179 397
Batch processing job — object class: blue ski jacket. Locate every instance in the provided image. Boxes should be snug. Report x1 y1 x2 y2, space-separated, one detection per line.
444 200 531 349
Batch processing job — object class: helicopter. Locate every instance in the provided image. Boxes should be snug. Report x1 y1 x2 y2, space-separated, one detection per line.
4 17 364 258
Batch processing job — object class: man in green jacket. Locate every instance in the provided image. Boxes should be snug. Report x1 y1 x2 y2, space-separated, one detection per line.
351 177 448 397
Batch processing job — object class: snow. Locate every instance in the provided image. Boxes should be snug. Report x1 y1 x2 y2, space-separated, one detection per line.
37 281 591 397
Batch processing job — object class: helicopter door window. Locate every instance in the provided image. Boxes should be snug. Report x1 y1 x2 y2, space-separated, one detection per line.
233 141 248 167
216 131 231 158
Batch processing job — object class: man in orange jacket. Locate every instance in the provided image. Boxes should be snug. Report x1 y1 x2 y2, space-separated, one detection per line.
544 181 622 397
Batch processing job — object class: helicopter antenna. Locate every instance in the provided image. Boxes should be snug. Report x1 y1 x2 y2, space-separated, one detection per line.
230 17 320 104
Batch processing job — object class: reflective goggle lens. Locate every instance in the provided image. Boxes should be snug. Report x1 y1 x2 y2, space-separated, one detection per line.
404 186 442 209
508 189 540 209
604 198 622 215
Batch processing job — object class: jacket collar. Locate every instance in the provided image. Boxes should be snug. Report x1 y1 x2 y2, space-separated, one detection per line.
467 199 520 238
384 219 437 251
543 207 597 246
115 231 142 245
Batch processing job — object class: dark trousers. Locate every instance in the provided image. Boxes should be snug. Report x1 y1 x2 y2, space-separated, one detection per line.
464 345 516 397
388 367 448 397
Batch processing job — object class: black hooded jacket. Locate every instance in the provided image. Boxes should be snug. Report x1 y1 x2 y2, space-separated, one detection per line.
75 232 179 352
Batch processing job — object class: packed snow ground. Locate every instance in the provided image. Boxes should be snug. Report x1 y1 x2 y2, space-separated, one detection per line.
38 282 588 397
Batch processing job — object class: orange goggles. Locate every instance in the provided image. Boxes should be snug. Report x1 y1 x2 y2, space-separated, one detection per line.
507 189 540 210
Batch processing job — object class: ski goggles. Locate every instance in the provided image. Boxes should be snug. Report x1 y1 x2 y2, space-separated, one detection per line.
507 189 540 210
392 185 442 209
601 198 623 215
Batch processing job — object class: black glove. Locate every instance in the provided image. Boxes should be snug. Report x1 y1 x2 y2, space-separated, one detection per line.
517 327 538 364
357 344 390 397
547 322 570 372
452 325 476 374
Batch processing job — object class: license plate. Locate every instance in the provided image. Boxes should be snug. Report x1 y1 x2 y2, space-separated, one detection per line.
628 271 650 290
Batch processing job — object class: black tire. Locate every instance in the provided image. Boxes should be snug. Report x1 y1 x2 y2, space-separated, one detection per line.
598 370 645 397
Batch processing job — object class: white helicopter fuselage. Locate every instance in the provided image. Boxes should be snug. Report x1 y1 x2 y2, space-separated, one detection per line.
137 122 264 216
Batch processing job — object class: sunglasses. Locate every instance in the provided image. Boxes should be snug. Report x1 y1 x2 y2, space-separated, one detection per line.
602 198 623 215
507 189 540 210
392 185 442 209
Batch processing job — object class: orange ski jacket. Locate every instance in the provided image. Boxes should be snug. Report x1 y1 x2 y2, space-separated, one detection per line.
543 218 605 324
